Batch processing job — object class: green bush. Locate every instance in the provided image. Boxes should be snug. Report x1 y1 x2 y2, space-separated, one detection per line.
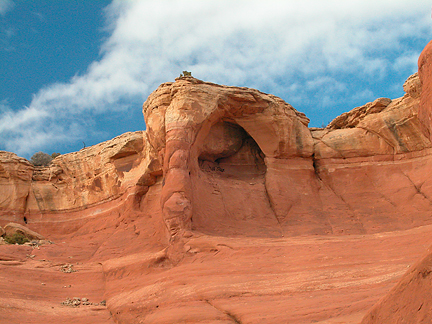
30 151 52 166
179 71 192 77
4 232 29 245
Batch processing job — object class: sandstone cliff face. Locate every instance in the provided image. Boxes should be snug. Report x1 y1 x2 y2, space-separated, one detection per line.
142 77 313 239
0 131 156 232
1 41 432 324
361 244 432 324
139 71 432 239
0 152 33 218
318 73 429 158
2 72 429 239
359 39 432 324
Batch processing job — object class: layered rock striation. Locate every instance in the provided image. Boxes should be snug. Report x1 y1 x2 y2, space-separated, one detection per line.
2 68 430 240
359 40 432 324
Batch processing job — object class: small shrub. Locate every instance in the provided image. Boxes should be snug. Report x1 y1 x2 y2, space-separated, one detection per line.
30 151 52 166
179 70 192 77
51 152 61 159
4 232 29 245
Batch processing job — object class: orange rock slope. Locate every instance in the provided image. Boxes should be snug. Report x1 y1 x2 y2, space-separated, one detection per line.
2 40 432 323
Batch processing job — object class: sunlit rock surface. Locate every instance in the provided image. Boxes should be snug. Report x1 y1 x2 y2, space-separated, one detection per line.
1 41 432 324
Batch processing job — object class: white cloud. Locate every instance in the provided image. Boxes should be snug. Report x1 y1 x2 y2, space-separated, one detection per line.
394 51 422 73
351 89 376 102
0 0 13 16
1 0 431 156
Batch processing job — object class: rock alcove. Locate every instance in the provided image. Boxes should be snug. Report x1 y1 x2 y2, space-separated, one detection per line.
192 120 281 237
198 121 266 179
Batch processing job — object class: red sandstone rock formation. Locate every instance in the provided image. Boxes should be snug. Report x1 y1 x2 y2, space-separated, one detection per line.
3 222 45 241
359 39 432 324
361 244 432 324
1 41 432 323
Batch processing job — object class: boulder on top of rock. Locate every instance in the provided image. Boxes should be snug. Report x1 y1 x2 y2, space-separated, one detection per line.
326 97 392 130
403 72 422 99
4 223 45 241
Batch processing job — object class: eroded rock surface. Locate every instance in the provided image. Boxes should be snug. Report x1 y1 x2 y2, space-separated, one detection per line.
3 222 45 241
0 151 33 217
142 77 313 240
326 97 392 130
1 42 432 323
360 39 432 324
361 244 432 324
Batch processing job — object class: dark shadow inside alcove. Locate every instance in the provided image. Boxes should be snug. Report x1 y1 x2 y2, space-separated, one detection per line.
198 121 266 180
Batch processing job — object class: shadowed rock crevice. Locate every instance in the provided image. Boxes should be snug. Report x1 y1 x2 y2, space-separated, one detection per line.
193 120 280 237
402 172 432 205
263 178 285 237
204 299 242 324
198 121 266 179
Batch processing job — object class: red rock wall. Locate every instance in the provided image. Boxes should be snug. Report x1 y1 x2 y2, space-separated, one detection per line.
1 71 431 240
361 245 432 324
418 40 432 141
2 43 432 324
357 38 432 324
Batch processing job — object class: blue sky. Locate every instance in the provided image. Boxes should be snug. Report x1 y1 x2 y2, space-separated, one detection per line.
0 0 431 158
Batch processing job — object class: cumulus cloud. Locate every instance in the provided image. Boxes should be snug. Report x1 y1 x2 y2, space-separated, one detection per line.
0 0 431 156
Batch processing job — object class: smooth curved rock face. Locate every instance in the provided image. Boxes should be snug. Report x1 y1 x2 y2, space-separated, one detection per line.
142 77 314 239
359 39 432 324
198 121 246 162
1 44 432 324
418 39 432 141
4 222 45 240
361 244 432 324
2 72 429 239
140 73 432 239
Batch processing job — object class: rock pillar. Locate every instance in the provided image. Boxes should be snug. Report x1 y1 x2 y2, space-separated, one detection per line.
160 127 193 240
